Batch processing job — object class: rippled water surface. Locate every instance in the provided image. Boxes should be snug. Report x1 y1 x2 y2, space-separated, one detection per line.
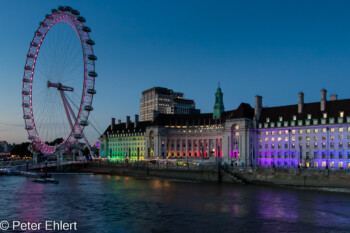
0 175 350 233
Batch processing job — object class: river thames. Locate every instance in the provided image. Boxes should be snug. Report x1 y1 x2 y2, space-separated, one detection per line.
0 175 350 233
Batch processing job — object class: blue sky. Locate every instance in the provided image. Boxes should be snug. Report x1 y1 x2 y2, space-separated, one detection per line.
1 0 350 143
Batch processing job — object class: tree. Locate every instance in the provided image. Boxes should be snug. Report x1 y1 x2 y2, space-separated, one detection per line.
11 142 31 157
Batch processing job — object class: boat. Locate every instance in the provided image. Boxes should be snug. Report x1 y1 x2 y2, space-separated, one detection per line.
32 178 59 184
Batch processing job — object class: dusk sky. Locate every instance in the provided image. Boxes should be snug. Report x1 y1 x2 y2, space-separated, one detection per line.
1 0 350 144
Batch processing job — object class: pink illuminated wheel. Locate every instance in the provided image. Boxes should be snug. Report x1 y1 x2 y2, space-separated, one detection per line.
22 6 97 155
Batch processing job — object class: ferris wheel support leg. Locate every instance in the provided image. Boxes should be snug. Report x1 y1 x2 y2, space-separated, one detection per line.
33 152 38 165
63 93 94 157
59 90 74 131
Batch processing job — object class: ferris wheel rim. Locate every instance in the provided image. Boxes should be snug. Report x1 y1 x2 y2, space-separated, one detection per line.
22 6 97 154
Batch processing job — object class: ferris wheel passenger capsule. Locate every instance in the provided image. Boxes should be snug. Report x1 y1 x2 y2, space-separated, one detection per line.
78 16 86 23
87 89 96 95
71 9 80 15
74 134 83 139
88 54 97 61
88 71 98 78
84 105 93 111
80 121 89 126
85 39 95 45
24 65 32 70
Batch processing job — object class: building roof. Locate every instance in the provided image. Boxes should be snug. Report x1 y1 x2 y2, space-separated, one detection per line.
152 103 254 126
259 99 350 123
102 121 152 137
142 87 174 95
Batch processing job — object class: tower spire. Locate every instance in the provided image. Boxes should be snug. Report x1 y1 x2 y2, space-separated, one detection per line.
213 83 224 119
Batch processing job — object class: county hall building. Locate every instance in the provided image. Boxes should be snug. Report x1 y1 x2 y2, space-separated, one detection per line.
100 86 350 169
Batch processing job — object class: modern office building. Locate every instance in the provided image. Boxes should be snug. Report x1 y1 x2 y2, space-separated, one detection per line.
101 86 350 169
140 87 200 121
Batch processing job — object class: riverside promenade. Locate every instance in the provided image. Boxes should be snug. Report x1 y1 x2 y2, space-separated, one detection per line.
75 160 350 190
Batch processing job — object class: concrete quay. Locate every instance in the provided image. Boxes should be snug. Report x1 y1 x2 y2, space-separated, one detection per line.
73 161 350 190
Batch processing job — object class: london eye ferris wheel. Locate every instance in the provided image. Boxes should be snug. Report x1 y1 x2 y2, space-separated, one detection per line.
22 6 97 155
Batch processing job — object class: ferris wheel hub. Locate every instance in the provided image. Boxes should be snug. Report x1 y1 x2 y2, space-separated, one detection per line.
47 81 74 92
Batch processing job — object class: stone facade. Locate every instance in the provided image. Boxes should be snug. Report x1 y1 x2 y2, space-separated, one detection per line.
101 88 350 169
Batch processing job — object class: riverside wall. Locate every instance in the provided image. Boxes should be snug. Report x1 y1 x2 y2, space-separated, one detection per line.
71 162 350 189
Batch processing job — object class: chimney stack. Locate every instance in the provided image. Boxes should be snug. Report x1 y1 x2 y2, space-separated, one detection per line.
118 119 121 124
126 116 130 128
321 89 327 111
298 92 304 113
330 94 338 101
111 118 115 130
134 114 139 128
254 95 262 120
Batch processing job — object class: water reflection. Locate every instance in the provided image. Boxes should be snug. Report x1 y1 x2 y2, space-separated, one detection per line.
0 175 350 233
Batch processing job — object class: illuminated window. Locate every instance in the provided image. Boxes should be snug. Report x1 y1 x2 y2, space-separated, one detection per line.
278 130 282 135
322 143 326 148
299 129 303 134
330 135 334 141
292 136 295 141
306 136 310 141
323 113 327 118
331 128 335 132
292 143 295 149
293 115 297 120
339 128 344 132
278 137 281 142
322 128 327 133
322 161 326 167
330 162 334 168
292 130 296 134
314 136 318 140
306 129 311 133
279 116 283 121
339 162 343 168
285 130 289 134
259 138 262 142
265 138 268 142
307 114 312 119
284 137 288 141
340 112 344 118
315 129 319 133
266 118 270 122
271 137 275 142
272 131 276 135
306 143 310 148
314 162 318 167
314 142 318 148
